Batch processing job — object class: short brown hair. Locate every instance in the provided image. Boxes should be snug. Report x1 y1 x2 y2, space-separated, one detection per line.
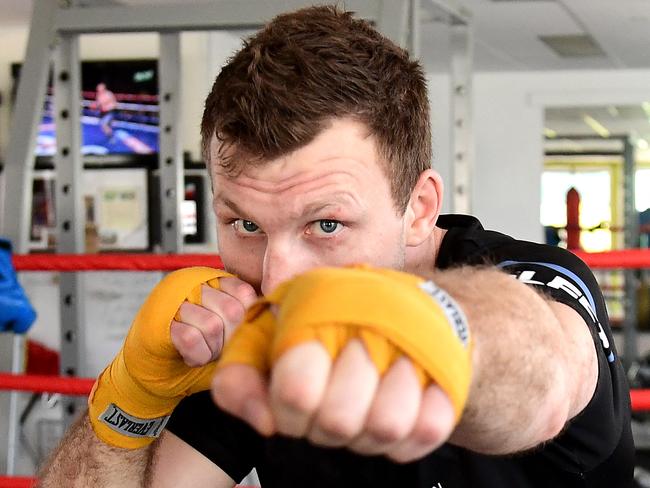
201 5 431 212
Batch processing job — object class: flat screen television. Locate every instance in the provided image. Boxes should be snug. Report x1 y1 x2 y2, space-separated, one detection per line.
11 59 159 159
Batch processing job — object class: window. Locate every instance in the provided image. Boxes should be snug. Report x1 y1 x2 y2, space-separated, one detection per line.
541 170 612 252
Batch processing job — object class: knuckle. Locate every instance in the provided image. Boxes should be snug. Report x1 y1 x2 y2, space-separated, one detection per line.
316 413 359 441
175 329 209 367
410 415 447 447
219 298 245 323
234 281 256 299
274 379 320 415
201 314 225 339
211 370 241 411
176 301 195 322
220 278 257 306
366 418 408 444
177 326 202 351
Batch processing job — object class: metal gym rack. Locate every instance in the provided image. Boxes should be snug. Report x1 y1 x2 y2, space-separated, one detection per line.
0 0 472 475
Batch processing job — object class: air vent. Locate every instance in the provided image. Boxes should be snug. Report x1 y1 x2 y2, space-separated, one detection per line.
539 34 605 58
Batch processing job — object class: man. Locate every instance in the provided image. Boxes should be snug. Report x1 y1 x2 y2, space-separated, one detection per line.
37 6 633 487
94 82 118 139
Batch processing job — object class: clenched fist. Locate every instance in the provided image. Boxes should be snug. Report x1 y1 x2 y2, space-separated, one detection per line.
212 266 470 462
171 275 257 366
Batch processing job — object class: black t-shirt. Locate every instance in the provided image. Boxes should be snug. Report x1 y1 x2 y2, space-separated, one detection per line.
167 214 634 487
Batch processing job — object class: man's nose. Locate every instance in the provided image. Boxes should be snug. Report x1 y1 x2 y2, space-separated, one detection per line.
261 243 311 296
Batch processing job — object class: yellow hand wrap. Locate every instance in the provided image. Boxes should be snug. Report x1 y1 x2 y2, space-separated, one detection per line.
218 266 472 422
88 266 233 448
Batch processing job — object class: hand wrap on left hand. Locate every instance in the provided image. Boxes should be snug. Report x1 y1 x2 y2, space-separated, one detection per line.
217 266 473 421
88 266 233 448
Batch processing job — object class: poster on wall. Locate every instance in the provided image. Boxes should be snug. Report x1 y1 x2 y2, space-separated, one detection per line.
29 168 149 251
98 186 143 248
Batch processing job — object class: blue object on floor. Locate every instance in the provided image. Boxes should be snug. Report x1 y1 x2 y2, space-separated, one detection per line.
0 237 37 333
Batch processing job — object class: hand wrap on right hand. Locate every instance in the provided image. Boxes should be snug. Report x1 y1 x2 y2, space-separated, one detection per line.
88 266 233 449
217 266 473 422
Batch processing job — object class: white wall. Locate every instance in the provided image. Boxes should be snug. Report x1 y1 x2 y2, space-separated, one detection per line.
469 69 650 243
471 71 545 243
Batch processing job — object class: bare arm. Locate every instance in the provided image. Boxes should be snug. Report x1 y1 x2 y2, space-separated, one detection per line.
147 431 235 488
36 411 149 487
36 410 235 488
434 267 598 455
35 272 257 486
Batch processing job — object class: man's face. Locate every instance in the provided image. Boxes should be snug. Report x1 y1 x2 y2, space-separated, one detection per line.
211 119 409 295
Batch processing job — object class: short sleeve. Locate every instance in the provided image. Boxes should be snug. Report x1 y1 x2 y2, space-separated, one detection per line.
491 242 632 474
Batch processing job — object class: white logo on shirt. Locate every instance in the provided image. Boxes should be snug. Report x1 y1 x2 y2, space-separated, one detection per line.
513 269 614 362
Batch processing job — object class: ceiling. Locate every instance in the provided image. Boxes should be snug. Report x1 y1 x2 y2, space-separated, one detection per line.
5 0 650 72
421 0 650 72
4 0 650 150
421 0 650 156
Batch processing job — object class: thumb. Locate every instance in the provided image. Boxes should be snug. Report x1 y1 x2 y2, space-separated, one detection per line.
212 302 276 434
212 364 275 436
217 305 275 373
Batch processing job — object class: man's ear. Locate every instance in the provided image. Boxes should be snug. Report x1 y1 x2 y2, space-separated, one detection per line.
404 169 443 247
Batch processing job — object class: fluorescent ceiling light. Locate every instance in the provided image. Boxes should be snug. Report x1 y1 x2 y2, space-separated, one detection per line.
582 114 610 138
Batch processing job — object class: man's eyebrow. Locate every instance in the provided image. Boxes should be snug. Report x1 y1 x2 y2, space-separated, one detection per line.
301 194 361 217
301 201 342 217
215 193 361 219
214 195 249 218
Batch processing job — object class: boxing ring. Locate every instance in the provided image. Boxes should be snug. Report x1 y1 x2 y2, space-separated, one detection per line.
0 249 650 487
35 90 159 157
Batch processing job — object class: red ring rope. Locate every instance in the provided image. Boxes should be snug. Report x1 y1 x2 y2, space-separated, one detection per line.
0 476 35 488
0 373 94 396
631 389 650 411
11 250 650 272
0 479 256 488
573 249 650 269
81 90 158 103
13 254 223 272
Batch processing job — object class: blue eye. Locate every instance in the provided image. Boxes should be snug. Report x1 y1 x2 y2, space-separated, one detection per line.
319 220 339 233
242 220 259 232
308 219 343 237
232 219 262 235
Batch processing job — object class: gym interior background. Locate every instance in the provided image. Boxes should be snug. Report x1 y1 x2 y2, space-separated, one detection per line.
1 0 650 485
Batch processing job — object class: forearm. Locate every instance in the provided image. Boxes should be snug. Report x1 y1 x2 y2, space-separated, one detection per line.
36 410 151 487
431 266 573 455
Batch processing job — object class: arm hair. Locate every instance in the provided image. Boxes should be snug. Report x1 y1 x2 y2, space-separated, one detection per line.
36 410 152 488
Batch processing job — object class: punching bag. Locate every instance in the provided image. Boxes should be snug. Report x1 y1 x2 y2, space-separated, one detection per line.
566 187 581 251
